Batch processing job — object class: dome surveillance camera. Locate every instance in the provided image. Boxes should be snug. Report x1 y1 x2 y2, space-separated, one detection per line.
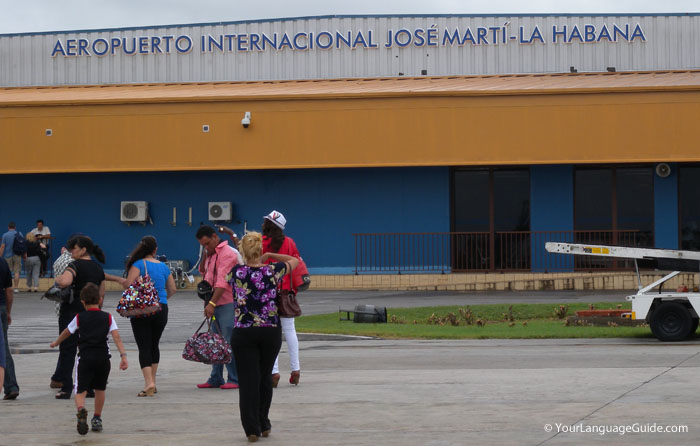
241 111 251 128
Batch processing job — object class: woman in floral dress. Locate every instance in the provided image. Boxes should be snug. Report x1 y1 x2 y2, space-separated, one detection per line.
228 231 298 443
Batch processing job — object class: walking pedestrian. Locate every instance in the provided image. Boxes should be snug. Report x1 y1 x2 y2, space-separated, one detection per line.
195 225 240 390
122 236 176 396
0 316 5 387
50 284 128 435
262 210 303 387
0 222 23 293
53 235 106 399
0 256 19 400
230 231 299 442
49 244 75 390
30 219 51 277
24 232 44 292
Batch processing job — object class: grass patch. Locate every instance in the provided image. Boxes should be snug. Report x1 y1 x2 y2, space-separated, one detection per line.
295 302 653 340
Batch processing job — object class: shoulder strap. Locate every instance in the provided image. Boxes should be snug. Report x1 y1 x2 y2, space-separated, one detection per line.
143 259 148 276
204 253 218 279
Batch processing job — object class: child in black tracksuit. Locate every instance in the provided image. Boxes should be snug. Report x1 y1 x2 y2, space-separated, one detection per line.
50 283 128 435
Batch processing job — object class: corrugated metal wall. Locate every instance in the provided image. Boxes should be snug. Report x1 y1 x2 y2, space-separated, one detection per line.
2 14 700 86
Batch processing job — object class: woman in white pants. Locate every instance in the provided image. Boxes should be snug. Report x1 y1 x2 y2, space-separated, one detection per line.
271 316 300 386
262 210 301 386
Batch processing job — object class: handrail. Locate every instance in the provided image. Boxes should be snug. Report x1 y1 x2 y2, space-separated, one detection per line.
353 230 643 274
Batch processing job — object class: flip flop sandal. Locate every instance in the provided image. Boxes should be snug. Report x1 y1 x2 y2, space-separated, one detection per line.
137 387 155 397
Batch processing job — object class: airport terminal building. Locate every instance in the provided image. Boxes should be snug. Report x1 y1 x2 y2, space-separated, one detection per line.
1 14 700 277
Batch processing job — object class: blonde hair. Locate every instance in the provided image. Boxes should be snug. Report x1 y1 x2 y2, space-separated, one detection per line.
239 231 262 264
26 232 36 242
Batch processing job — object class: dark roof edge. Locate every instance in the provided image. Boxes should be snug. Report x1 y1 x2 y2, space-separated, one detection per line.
2 13 700 38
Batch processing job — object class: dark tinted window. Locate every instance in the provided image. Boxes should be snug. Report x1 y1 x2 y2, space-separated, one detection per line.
452 168 530 270
575 166 653 250
575 169 612 230
680 167 700 250
494 170 530 231
453 169 489 232
617 168 653 247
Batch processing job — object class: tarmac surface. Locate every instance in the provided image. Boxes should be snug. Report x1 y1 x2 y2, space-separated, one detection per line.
2 289 699 445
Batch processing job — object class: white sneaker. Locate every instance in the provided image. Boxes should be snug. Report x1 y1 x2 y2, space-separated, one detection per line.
13 288 19 293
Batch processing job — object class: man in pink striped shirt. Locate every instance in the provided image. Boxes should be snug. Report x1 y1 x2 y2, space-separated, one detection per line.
195 225 242 390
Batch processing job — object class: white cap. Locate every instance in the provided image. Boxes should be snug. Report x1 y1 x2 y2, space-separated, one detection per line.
264 210 286 230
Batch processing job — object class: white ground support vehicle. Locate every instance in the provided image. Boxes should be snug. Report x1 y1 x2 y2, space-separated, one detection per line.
545 242 700 342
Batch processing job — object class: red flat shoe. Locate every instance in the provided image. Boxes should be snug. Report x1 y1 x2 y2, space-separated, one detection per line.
220 382 239 389
196 382 218 389
289 371 300 386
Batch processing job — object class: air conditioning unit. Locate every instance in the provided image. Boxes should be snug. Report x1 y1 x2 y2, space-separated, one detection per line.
208 202 232 221
121 201 148 222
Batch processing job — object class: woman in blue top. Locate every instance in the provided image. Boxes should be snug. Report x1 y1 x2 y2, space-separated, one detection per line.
123 236 176 396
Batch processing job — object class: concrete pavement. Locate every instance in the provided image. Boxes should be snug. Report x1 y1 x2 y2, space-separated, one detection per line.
1 290 699 445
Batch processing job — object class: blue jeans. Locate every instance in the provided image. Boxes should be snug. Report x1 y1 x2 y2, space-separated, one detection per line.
1 306 19 395
207 303 238 386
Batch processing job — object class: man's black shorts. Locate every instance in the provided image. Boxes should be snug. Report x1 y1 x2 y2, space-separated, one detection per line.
76 356 111 393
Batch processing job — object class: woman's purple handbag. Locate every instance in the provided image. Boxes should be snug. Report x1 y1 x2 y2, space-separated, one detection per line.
182 318 232 365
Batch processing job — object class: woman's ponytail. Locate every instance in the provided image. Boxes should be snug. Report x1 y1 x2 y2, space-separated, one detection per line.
92 245 106 264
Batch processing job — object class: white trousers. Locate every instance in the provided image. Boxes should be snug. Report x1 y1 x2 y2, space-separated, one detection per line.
272 317 300 373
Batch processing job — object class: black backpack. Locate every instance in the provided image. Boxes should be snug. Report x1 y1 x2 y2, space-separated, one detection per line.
12 232 27 255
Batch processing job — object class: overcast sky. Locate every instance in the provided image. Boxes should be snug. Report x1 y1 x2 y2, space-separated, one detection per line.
2 0 699 34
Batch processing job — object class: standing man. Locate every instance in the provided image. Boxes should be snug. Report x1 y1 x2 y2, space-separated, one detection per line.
30 219 52 277
195 225 240 390
0 222 22 293
0 256 19 400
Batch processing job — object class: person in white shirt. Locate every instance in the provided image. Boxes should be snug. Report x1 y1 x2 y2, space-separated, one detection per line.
30 220 51 277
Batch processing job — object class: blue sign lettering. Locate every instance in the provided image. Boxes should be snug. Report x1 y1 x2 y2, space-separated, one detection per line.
92 38 109 56
48 22 648 58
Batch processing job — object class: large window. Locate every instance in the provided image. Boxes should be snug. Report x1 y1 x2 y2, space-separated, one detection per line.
575 166 654 247
680 166 700 250
452 168 530 270
453 169 489 232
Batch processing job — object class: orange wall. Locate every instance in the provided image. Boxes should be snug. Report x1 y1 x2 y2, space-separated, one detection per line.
1 90 699 174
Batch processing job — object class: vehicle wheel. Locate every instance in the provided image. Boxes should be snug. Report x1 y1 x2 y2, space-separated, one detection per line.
178 279 187 289
650 302 693 342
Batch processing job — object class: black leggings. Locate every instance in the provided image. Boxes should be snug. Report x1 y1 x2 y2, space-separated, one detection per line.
130 304 168 369
232 326 282 437
56 308 79 393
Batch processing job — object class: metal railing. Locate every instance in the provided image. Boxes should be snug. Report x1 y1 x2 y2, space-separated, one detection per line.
353 230 642 273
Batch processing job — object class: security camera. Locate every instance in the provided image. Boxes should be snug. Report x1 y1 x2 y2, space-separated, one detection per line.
241 112 251 128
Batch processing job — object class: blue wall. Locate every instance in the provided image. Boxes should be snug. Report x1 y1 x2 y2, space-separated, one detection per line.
530 165 575 271
0 167 450 275
654 163 679 249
